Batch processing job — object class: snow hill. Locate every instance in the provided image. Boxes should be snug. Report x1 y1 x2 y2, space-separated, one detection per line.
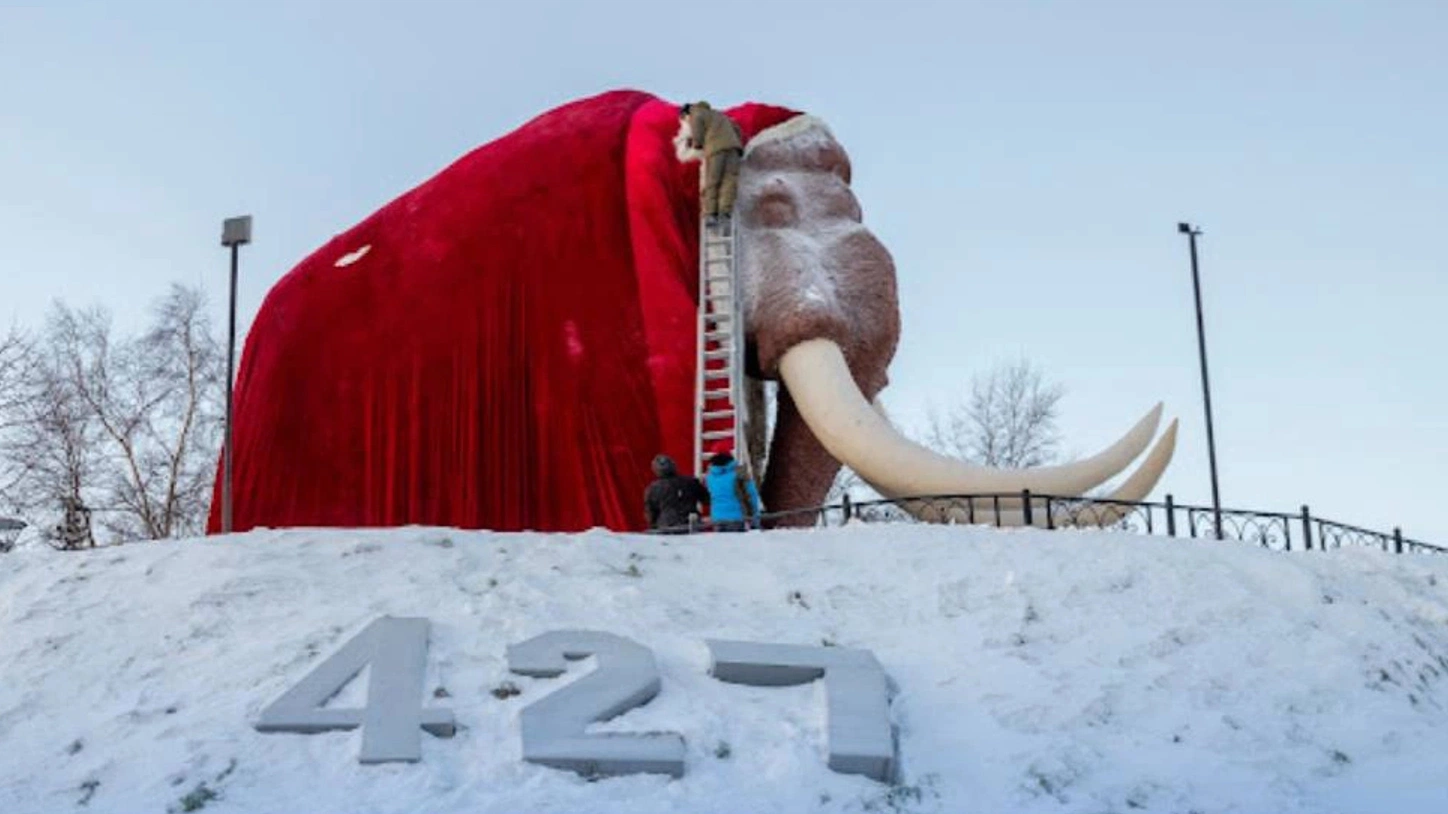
2 524 1447 814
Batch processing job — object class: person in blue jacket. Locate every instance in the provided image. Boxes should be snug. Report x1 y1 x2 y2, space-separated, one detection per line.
704 449 761 532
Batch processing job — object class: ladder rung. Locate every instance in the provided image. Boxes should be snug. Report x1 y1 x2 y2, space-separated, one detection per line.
703 349 732 361
703 370 730 380
704 331 731 341
703 388 731 399
702 409 735 420
701 430 734 441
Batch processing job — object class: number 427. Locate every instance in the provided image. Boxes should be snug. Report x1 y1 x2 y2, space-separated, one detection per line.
254 617 896 782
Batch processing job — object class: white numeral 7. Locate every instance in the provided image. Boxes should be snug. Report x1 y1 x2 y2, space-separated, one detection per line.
707 639 895 782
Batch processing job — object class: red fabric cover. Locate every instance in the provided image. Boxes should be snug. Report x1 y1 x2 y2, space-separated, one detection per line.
208 90 799 534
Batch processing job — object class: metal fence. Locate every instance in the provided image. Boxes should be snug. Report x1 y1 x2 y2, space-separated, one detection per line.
660 492 1447 556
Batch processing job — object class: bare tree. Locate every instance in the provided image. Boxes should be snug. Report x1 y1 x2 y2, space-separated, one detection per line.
140 286 225 538
924 358 1064 469
0 326 34 430
0 326 37 508
1 325 102 546
1 286 224 544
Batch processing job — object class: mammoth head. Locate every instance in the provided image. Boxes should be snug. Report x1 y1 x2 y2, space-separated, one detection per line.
739 116 899 398
727 116 1178 522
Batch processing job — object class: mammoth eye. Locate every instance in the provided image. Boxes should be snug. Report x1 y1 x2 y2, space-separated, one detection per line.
753 184 799 228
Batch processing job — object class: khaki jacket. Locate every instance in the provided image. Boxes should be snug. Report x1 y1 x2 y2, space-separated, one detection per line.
687 102 743 157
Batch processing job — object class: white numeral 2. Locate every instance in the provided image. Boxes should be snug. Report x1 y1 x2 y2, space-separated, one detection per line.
707 639 895 781
508 630 685 777
254 617 455 763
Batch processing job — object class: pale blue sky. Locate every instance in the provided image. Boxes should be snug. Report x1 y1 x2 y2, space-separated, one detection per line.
2 1 1444 542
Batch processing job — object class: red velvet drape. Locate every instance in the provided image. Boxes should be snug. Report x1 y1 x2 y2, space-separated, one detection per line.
207 90 798 534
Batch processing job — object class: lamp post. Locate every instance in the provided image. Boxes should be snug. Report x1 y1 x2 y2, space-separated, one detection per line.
1177 221 1222 540
221 215 253 534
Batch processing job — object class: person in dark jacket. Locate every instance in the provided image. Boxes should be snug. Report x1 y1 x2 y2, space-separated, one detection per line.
703 450 761 532
644 454 709 533
680 101 744 227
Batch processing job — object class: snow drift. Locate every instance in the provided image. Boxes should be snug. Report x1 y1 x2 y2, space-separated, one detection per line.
2 525 1447 813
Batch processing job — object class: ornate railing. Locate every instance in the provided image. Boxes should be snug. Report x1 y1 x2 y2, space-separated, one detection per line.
658 492 1446 555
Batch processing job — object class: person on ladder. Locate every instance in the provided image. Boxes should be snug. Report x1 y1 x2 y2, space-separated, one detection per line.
678 101 743 230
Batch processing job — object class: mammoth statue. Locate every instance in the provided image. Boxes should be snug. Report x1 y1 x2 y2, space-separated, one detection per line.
207 90 1174 534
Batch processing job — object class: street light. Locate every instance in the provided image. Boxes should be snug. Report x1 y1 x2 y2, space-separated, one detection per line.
221 215 253 534
1177 221 1222 540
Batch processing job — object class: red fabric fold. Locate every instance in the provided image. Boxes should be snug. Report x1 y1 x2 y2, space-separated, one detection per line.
209 90 798 533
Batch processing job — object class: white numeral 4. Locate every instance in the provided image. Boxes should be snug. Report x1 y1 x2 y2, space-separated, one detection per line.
255 617 455 763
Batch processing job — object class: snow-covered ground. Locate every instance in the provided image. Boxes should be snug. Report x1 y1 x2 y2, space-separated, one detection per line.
2 524 1447 814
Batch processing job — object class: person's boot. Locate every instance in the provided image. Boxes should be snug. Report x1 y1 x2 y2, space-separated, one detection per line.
705 214 720 230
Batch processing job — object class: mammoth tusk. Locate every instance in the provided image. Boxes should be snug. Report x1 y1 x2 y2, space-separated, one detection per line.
1040 417 1179 528
1092 418 1179 504
897 420 1179 527
779 339 1166 500
862 394 1178 528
